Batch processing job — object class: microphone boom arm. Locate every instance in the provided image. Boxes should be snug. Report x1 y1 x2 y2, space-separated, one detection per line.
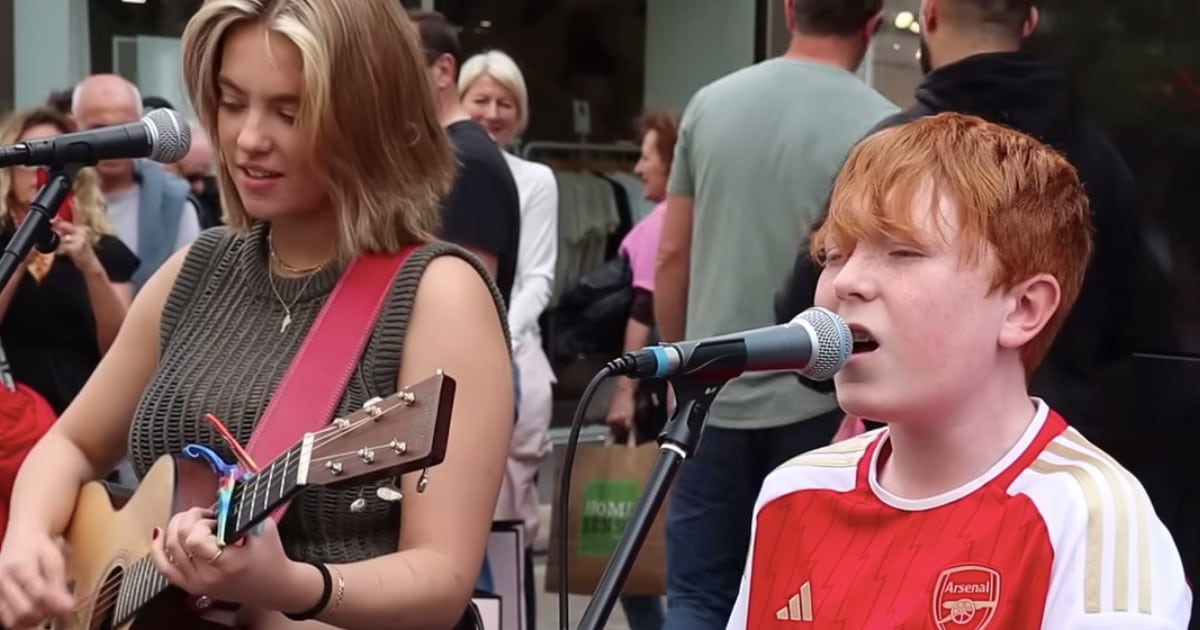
0 162 84 289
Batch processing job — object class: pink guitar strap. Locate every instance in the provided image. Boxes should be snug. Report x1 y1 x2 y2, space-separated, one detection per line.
242 243 419 522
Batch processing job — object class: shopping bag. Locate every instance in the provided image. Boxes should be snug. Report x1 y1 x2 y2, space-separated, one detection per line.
545 437 667 596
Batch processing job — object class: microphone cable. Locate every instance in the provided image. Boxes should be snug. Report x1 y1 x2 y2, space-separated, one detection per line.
556 363 617 630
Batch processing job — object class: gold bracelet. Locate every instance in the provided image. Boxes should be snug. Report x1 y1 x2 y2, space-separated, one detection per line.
327 564 346 614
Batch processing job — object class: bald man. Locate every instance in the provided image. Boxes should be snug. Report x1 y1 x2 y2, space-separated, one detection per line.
72 74 201 292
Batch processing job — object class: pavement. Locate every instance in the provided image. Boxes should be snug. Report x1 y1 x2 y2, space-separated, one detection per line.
531 555 632 629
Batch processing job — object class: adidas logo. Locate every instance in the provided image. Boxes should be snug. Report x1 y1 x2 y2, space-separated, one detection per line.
775 581 813 622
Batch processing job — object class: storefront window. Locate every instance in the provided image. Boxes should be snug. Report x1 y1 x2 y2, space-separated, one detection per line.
872 1 922 107
88 0 201 76
440 0 646 145
81 0 644 144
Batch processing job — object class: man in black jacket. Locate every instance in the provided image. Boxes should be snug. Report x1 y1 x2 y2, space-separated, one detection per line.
778 0 1143 437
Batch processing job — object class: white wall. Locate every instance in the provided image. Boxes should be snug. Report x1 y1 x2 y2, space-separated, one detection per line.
643 0 756 111
13 0 89 108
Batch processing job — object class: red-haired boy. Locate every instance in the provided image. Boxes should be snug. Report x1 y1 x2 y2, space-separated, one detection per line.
726 113 1192 629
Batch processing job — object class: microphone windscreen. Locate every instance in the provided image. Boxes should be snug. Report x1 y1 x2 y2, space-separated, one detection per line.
795 307 851 381
144 108 191 164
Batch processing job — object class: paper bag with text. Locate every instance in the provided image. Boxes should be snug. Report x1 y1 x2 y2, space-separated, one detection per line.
544 440 667 596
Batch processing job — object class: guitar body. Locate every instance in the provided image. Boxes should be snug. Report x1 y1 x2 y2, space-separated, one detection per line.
53 455 220 630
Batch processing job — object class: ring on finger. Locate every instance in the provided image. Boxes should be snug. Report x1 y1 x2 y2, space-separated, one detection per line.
206 548 224 565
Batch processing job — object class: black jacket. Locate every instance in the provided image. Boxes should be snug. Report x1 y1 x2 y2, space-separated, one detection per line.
778 52 1143 422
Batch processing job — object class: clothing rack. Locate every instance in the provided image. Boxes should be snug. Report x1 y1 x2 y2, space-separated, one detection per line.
519 141 640 160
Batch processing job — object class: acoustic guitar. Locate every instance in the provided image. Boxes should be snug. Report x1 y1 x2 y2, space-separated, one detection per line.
37 372 455 630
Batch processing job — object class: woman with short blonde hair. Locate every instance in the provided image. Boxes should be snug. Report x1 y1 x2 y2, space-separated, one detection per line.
459 50 559 627
0 2 513 629
459 50 530 138
187 0 453 260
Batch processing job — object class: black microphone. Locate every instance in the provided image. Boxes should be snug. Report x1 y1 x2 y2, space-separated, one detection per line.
0 108 190 168
606 306 852 382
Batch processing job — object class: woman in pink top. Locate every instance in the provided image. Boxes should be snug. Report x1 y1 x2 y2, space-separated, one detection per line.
605 109 679 630
606 111 678 439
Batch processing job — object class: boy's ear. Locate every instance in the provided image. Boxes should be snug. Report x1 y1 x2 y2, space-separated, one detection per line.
997 273 1060 352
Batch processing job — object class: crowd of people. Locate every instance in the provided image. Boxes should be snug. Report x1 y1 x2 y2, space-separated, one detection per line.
0 0 1193 628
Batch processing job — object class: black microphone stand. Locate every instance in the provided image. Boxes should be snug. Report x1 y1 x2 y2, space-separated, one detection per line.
578 376 728 630
0 162 83 289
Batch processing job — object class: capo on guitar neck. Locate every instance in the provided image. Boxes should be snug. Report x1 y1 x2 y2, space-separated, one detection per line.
205 413 260 473
182 444 241 546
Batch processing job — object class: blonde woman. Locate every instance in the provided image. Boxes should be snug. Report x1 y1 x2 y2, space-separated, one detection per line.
0 1 512 629
0 106 137 414
459 48 557 620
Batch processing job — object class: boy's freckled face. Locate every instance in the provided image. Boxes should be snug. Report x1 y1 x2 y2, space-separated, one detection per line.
813 187 1009 424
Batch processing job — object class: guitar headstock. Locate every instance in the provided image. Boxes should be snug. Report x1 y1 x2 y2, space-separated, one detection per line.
297 371 455 487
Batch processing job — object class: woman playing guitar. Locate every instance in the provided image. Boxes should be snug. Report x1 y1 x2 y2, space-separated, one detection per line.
0 1 513 628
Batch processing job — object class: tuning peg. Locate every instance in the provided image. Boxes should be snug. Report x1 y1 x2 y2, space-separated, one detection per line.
376 485 404 502
362 396 384 418
417 468 430 493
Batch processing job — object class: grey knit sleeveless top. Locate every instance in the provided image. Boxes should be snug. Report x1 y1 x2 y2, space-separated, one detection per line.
128 223 507 563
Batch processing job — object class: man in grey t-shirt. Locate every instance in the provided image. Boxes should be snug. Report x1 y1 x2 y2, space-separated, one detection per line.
653 1 897 627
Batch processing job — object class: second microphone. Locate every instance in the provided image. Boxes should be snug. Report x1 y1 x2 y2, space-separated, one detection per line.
605 306 852 383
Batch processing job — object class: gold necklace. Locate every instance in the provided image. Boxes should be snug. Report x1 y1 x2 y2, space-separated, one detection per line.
266 233 329 333
268 232 328 275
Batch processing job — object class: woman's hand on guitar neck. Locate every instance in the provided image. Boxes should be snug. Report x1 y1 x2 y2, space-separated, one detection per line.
0 526 75 628
150 507 323 615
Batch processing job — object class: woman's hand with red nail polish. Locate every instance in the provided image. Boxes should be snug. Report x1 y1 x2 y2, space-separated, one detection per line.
149 508 302 611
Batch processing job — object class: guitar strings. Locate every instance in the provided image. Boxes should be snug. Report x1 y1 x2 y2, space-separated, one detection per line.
66 411 388 620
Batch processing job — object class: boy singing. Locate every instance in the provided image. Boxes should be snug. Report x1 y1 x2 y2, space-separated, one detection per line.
727 113 1192 629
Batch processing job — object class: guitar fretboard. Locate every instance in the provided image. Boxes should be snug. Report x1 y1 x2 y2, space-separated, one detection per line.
112 442 306 624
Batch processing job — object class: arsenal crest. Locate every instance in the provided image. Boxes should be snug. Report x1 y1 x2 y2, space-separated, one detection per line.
931 564 1001 630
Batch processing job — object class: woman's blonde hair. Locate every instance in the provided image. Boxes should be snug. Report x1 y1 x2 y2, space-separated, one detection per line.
181 0 455 259
458 50 530 136
0 107 112 244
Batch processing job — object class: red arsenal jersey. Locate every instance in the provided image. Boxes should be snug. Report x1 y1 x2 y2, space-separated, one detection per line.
726 400 1192 629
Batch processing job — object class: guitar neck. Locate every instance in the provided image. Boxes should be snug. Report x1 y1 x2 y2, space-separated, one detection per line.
112 440 310 624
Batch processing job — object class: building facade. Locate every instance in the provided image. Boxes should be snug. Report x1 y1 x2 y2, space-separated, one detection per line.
0 0 924 139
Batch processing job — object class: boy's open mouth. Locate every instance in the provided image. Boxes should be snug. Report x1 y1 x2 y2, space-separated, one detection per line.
850 327 879 354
